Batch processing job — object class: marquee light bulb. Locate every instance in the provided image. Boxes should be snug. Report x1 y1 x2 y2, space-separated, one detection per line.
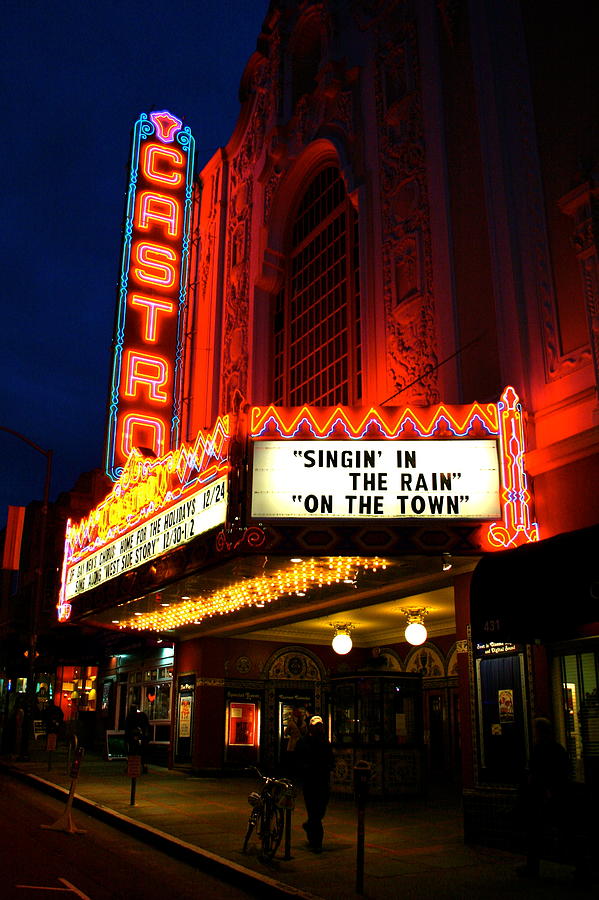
118 557 387 632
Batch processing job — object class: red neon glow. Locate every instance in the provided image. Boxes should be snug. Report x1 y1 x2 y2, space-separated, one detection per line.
121 413 166 459
250 389 538 552
141 143 185 186
57 519 72 622
107 112 194 480
132 241 179 288
136 191 181 238
149 110 182 143
130 295 175 342
483 386 539 549
250 401 499 440
124 351 170 401
65 415 230 561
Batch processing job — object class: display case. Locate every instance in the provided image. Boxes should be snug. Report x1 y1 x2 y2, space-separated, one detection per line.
225 690 262 767
330 673 424 796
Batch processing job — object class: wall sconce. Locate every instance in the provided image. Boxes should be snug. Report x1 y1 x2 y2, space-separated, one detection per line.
331 623 354 655
403 609 428 646
442 553 452 571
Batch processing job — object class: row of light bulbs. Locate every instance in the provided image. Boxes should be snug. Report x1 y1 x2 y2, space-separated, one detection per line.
119 556 388 632
331 608 429 655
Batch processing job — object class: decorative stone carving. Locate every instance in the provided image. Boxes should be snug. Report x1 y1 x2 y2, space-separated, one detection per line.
558 181 598 392
374 12 438 405
267 650 322 681
405 644 444 677
220 54 277 411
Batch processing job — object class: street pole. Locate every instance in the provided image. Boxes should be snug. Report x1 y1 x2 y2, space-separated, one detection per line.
0 426 53 761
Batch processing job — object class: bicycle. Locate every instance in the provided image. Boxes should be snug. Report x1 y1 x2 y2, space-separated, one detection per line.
242 767 296 859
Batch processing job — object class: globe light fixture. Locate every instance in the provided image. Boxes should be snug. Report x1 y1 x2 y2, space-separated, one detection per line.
403 609 428 646
331 623 354 655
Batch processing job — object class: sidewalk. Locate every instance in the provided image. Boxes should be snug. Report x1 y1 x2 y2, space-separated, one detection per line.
2 745 594 899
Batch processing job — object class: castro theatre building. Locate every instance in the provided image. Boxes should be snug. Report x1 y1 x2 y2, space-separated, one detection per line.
57 2 598 840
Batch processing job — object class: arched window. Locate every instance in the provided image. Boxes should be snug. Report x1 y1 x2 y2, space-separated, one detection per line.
273 166 362 406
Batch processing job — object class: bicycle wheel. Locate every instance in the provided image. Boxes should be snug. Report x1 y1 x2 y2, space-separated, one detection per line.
260 798 284 859
243 807 260 852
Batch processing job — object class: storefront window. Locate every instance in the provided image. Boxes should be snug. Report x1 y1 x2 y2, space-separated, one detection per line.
146 682 171 720
125 659 173 740
54 665 98 721
559 651 599 784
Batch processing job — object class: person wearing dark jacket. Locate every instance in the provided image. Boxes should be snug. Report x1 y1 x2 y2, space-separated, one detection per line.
517 717 570 877
296 715 335 852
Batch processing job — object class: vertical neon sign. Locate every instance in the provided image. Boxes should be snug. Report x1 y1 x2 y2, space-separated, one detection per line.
105 111 195 480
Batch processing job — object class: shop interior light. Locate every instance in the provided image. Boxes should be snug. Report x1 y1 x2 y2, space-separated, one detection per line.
331 623 354 655
403 608 428 646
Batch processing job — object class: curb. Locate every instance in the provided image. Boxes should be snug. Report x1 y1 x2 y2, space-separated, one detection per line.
2 763 320 900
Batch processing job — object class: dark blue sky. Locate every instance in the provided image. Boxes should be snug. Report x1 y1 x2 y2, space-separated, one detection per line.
0 1 269 525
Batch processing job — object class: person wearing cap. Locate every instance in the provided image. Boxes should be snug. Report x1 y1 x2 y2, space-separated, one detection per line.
296 714 335 852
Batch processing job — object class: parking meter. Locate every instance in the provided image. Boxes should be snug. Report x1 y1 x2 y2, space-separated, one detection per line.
70 746 85 780
353 760 372 894
128 725 143 754
353 760 372 803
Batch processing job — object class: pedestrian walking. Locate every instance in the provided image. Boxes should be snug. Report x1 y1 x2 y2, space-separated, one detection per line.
296 714 335 852
516 716 569 877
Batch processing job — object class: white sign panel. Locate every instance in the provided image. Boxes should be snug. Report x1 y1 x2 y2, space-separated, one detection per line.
251 441 500 520
65 476 227 600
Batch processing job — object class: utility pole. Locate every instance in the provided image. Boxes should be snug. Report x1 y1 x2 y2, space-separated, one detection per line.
0 426 53 760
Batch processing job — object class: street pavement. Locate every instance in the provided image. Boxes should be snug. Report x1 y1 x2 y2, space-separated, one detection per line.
1 744 595 899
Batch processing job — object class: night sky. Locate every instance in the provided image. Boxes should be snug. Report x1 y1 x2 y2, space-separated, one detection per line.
1 1 269 526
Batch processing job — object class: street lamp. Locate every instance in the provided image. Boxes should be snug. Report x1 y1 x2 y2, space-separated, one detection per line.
1 426 53 760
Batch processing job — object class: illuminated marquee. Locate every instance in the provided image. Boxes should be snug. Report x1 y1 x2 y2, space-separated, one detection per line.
57 417 230 622
252 440 501 519
249 387 539 548
105 111 195 480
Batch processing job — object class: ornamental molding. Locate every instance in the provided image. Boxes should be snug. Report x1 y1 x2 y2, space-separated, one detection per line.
196 678 225 687
374 14 438 406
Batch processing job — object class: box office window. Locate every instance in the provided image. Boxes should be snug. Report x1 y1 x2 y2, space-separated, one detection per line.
331 675 421 747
